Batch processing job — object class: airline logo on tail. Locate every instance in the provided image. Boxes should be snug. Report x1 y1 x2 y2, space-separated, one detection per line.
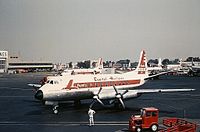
137 50 147 74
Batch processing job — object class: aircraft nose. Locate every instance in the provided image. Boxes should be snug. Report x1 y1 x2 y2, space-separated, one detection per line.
35 90 43 100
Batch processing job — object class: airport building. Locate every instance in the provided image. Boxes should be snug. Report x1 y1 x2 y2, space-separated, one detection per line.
8 56 53 73
8 61 53 73
0 51 8 73
0 50 53 73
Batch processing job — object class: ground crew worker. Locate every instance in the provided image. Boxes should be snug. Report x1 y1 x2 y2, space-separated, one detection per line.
88 108 96 126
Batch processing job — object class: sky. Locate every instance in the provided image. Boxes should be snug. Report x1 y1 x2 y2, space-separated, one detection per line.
0 0 200 63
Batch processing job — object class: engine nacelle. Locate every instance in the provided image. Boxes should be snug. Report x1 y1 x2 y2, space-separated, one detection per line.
122 92 139 99
98 90 140 100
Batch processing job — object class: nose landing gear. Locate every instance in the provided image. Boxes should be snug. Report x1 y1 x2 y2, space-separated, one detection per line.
53 105 59 114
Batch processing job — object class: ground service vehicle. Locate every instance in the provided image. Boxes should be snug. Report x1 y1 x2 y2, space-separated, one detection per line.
129 107 159 132
160 118 197 132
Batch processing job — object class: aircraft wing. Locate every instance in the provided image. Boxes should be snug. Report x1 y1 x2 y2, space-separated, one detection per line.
95 88 195 100
144 71 169 80
127 88 195 94
91 88 195 109
115 88 195 102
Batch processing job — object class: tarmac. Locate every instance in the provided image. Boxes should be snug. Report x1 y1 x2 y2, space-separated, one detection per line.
0 73 199 132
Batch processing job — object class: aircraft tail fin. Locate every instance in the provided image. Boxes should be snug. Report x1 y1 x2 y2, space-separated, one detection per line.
158 58 162 67
96 58 103 69
135 50 148 75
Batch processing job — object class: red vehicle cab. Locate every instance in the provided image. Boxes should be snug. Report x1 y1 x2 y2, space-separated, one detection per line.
129 107 159 132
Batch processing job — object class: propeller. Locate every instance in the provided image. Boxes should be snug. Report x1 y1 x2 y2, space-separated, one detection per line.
113 85 128 109
90 87 105 108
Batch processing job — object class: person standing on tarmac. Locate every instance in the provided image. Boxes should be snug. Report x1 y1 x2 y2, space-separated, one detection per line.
88 108 96 126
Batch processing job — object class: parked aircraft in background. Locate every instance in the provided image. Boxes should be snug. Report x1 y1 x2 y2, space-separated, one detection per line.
32 50 194 114
148 58 164 74
61 58 103 75
28 58 104 89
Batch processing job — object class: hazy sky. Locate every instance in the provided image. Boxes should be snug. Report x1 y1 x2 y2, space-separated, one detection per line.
0 0 200 63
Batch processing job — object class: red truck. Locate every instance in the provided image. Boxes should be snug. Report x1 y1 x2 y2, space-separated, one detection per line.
129 107 197 132
129 107 159 132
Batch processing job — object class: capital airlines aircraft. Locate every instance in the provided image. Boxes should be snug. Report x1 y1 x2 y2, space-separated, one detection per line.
34 50 194 114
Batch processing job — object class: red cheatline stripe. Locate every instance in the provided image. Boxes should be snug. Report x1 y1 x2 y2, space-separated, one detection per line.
66 80 73 89
72 79 140 89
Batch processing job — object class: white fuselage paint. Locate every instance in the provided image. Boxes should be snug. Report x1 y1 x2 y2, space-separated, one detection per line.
39 70 147 101
36 50 148 103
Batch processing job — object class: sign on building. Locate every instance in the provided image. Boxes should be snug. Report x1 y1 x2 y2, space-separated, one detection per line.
0 51 8 73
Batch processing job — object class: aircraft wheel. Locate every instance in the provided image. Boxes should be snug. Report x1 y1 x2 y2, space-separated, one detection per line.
53 109 58 114
151 124 158 132
53 105 59 114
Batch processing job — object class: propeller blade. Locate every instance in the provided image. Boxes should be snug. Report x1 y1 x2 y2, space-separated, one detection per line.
118 98 126 109
89 86 105 108
112 87 127 109
121 90 129 96
97 87 102 95
89 100 96 108
113 85 119 94
96 98 105 106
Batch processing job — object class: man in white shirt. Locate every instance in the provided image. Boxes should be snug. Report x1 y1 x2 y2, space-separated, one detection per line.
88 108 96 126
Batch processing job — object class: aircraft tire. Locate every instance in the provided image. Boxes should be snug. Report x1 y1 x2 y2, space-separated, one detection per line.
53 109 58 114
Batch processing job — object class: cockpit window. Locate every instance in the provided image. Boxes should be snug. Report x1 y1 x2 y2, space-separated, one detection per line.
50 80 53 84
46 80 59 85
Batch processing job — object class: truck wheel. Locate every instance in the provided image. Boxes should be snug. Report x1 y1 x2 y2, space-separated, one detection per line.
151 124 158 132
136 127 142 132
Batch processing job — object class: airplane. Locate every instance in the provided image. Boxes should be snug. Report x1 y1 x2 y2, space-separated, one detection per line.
148 58 164 73
33 50 195 114
115 58 164 75
61 58 103 75
28 58 104 89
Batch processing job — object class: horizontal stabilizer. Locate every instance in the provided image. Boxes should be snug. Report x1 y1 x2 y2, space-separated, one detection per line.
144 72 169 80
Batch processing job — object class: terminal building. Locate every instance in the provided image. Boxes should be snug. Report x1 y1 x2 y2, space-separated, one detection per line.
0 50 53 73
8 61 53 73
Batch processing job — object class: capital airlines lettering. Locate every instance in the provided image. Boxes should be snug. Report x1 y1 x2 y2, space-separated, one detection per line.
94 76 124 81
